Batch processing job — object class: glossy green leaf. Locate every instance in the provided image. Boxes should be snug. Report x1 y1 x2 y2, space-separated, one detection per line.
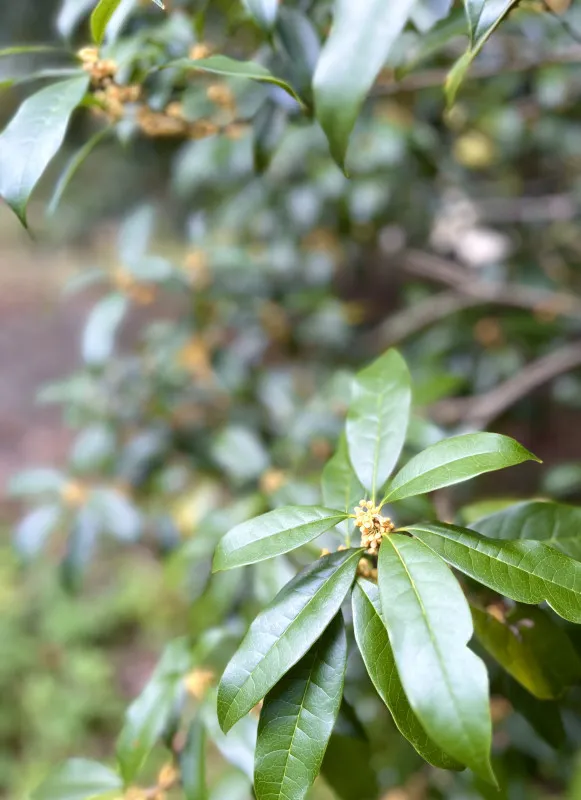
409 521 581 624
378 534 494 782
352 579 462 770
117 639 192 785
217 548 361 732
90 0 122 43
243 0 278 29
346 349 411 500
31 759 122 800
164 56 304 107
255 614 347 800
180 717 207 800
446 0 518 103
473 501 581 560
313 0 416 169
0 76 88 226
472 605 581 699
213 505 348 571
385 433 539 503
322 435 364 537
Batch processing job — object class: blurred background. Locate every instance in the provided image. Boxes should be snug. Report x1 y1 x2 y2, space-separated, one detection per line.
2 0 581 798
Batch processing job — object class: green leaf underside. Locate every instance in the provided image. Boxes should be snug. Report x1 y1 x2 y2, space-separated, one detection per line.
312 0 416 169
321 435 364 536
164 56 304 106
409 521 581 624
446 0 517 103
90 0 122 44
180 717 207 800
217 549 362 732
385 433 538 503
213 506 349 571
472 605 581 700
346 349 411 500
0 76 89 226
31 759 122 800
254 614 347 800
352 580 462 770
472 501 581 560
378 535 494 782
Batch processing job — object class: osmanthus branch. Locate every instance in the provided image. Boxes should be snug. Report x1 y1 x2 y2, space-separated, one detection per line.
376 249 581 347
430 340 581 429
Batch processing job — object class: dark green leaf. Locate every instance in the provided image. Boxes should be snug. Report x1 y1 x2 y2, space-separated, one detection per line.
180 717 207 800
90 0 123 44
213 505 348 571
321 726 378 800
164 56 304 107
385 433 539 503
117 639 192 785
217 549 362 732
31 759 122 800
409 521 581 624
473 500 581 561
352 579 462 770
0 76 89 226
313 0 416 169
254 614 347 800
346 349 411 500
275 8 320 102
242 0 278 30
82 293 128 366
472 605 581 699
378 534 494 782
505 679 565 750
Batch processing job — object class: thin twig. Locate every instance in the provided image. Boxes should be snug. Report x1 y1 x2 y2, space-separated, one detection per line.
431 340 581 428
377 290 482 346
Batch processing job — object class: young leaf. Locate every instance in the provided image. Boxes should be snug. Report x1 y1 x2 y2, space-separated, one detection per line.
472 500 581 560
31 759 122 800
322 435 364 537
346 349 411 500
180 717 207 800
352 579 462 770
472 605 581 700
117 639 192 785
163 56 304 107
254 614 347 800
217 549 362 732
0 75 89 227
313 0 417 170
409 521 581 624
90 0 122 43
384 433 539 503
242 0 279 30
378 534 495 783
213 506 349 571
446 0 518 103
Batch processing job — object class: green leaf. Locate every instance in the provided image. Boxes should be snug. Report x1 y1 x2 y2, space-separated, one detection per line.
378 534 494 782
31 759 122 800
346 349 411 500
446 0 518 104
0 76 89 227
14 504 61 559
312 0 416 170
201 690 257 781
180 717 207 800
213 505 348 572
242 0 279 29
163 56 304 107
410 521 581 624
254 614 347 800
352 579 462 770
8 468 65 496
82 293 128 366
90 0 122 43
473 500 581 560
117 639 192 785
48 126 112 216
217 548 362 732
505 678 565 750
322 434 364 536
472 605 581 699
321 722 378 800
385 433 539 503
